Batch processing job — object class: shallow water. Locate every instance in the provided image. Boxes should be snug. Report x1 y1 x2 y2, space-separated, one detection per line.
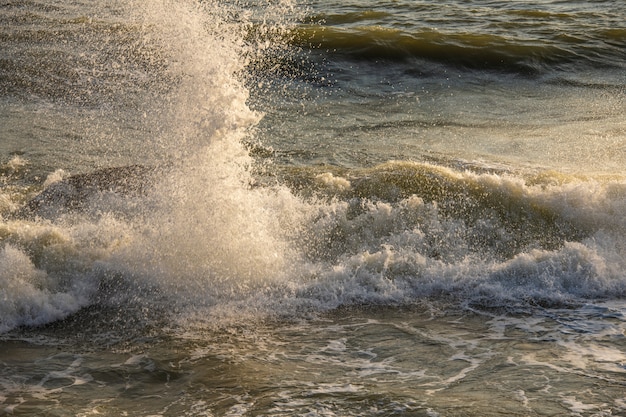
2 304 626 416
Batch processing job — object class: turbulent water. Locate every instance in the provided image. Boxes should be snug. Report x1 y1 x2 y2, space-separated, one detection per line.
1 0 625 415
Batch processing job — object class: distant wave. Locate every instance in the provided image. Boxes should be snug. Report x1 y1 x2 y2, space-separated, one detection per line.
290 24 625 74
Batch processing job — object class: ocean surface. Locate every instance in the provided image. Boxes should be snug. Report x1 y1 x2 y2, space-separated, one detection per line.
1 0 625 415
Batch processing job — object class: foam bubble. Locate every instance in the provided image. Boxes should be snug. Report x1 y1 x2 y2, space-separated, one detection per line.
2 156 28 174
43 169 70 188
315 172 352 193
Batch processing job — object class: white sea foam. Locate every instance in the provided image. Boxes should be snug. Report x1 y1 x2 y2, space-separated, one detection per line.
5 164 626 332
0 244 87 332
0 211 142 332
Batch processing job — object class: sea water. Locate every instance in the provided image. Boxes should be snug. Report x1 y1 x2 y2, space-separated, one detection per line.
1 0 625 415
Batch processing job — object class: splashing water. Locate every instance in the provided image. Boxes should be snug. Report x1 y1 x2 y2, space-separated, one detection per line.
0 0 309 331
1 0 626 334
